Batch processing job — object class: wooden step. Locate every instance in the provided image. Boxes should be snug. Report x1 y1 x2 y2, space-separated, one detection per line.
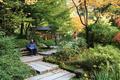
20 51 30 56
54 73 75 80
26 61 59 74
26 69 75 80
38 49 57 55
20 55 43 63
21 51 29 54
20 48 27 51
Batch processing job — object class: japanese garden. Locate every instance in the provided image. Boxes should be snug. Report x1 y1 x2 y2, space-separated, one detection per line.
0 0 120 80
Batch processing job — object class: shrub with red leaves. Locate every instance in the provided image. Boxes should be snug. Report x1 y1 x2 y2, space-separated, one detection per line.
115 17 120 28
113 32 120 43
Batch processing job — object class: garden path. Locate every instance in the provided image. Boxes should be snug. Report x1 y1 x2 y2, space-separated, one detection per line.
20 50 75 80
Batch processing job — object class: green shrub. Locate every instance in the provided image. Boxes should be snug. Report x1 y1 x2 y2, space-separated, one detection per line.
60 34 73 41
55 41 80 61
70 45 120 79
55 37 87 61
78 45 120 71
0 56 34 80
30 34 56 48
0 37 17 56
90 16 119 44
32 34 44 43
0 37 35 80
43 40 55 47
15 39 28 48
76 37 87 48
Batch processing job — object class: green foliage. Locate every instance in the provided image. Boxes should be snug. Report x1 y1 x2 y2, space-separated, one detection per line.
78 45 120 71
0 0 33 35
0 0 22 33
108 6 120 15
31 34 47 44
61 34 73 41
94 65 120 80
76 37 87 48
48 36 87 61
59 36 87 51
69 45 120 80
43 40 55 47
15 39 28 48
90 16 119 44
0 37 16 56
29 0 72 33
0 37 35 80
0 31 5 37
31 34 55 47
0 0 72 36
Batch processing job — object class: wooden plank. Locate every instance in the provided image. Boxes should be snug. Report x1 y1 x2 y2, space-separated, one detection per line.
27 72 54 80
20 48 26 51
27 61 59 74
28 62 49 74
27 69 63 80
34 61 58 68
20 55 43 63
21 51 29 53
39 49 57 55
54 73 75 80
39 70 70 80
26 69 75 80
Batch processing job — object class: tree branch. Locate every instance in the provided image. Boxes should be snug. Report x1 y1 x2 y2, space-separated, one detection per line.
93 16 99 24
93 8 100 24
84 0 88 27
71 0 86 26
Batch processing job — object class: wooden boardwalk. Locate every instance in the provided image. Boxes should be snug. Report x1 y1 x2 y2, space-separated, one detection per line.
20 50 75 80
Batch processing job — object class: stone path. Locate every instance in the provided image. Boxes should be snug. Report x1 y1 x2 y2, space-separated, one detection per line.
20 54 75 80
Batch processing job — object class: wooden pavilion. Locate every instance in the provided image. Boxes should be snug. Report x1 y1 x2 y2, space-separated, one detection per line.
30 26 60 41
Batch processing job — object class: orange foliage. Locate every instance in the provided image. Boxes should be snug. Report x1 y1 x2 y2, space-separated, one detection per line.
68 0 120 8
71 16 84 32
68 0 120 32
88 0 120 7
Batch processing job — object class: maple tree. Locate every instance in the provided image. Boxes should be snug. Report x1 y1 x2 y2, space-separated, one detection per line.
71 0 120 48
71 0 99 48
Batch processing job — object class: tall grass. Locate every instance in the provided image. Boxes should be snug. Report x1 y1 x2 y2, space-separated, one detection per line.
94 62 120 80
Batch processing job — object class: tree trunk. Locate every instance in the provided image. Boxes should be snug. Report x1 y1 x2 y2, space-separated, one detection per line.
20 22 24 36
25 23 31 39
86 26 94 48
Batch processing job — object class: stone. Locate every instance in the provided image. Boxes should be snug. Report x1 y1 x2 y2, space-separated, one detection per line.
74 69 84 78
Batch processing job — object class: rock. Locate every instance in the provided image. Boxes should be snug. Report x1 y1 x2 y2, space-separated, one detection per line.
74 69 84 78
